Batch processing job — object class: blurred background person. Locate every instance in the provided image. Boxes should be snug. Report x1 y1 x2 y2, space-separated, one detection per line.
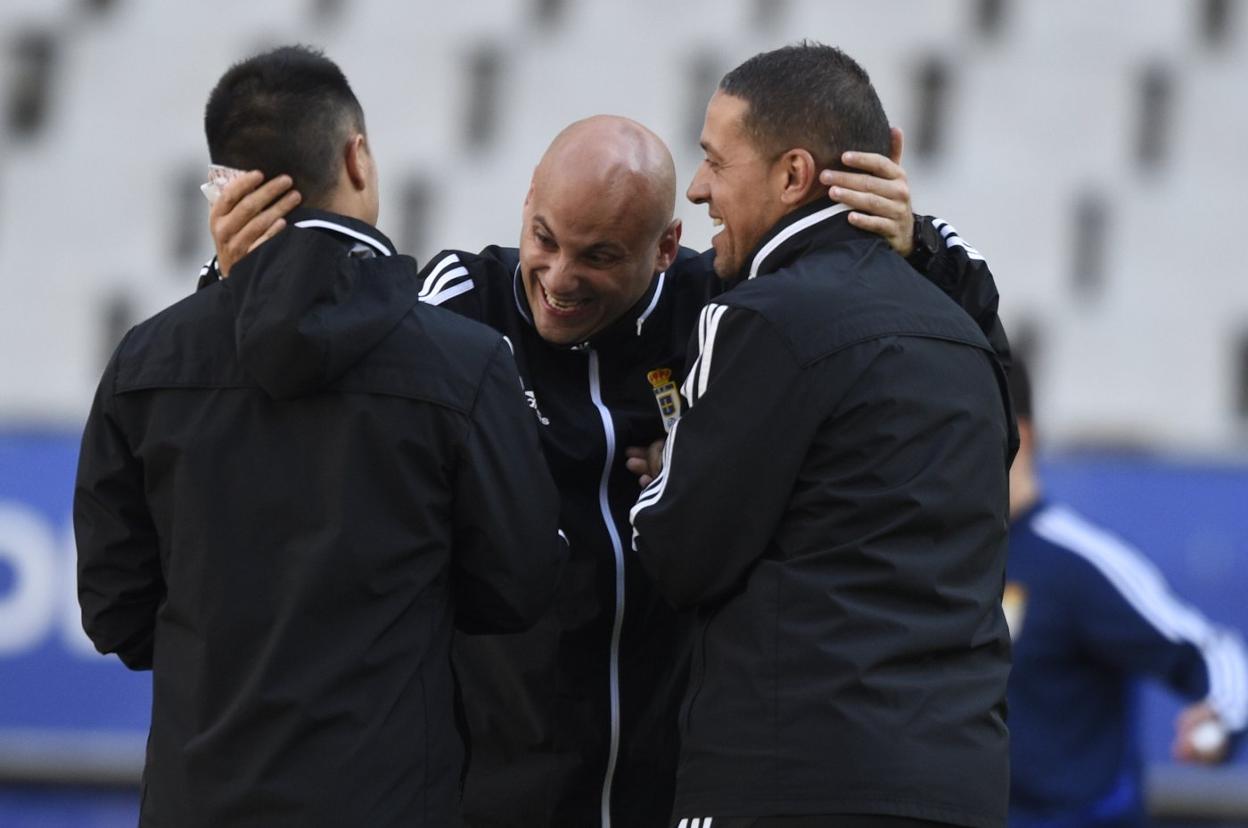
1006 356 1248 828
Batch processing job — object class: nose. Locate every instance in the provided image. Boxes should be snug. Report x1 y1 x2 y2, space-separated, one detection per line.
687 162 710 205
543 253 579 295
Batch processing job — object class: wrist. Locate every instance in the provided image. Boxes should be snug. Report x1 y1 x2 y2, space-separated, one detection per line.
906 214 941 270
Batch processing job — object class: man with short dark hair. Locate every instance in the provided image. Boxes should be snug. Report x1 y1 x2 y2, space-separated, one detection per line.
74 45 564 827
631 43 1015 828
204 45 368 207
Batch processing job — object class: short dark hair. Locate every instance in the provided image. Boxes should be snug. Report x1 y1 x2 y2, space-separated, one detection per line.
1009 356 1033 421
204 45 365 206
719 41 891 172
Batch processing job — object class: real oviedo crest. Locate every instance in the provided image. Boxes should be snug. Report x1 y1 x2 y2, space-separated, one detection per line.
646 368 682 433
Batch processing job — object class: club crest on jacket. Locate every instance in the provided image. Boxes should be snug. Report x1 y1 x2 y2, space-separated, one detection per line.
647 368 682 433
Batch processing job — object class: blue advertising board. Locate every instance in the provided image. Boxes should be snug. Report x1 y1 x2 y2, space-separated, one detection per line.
0 433 150 775
0 431 1244 824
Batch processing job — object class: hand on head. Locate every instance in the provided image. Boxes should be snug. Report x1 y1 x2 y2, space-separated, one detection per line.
210 172 301 277
820 127 914 256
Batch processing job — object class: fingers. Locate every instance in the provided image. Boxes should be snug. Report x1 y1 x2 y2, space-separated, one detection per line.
646 439 665 476
838 150 905 180
624 456 650 475
213 170 265 216
889 126 904 165
828 186 905 221
216 173 296 225
821 168 908 200
625 457 655 487
821 167 911 223
246 217 288 254
1172 703 1229 765
845 212 897 237
243 188 301 246
625 441 666 485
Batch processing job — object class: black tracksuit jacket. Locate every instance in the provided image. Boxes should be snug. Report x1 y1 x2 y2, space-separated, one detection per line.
407 208 1011 828
74 210 564 827
631 200 1015 828
421 244 717 827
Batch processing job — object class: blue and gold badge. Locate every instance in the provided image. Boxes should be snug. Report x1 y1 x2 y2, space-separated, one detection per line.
647 368 682 433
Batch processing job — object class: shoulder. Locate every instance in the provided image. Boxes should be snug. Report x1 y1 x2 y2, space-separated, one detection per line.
726 242 992 361
113 282 239 391
406 300 507 357
1022 502 1168 598
417 246 519 307
666 246 721 305
337 301 510 415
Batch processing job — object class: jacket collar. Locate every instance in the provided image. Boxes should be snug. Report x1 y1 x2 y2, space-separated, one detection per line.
286 207 396 258
740 197 855 283
196 208 396 292
511 263 670 351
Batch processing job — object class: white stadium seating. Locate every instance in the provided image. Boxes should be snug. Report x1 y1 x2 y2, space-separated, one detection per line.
1 0 1245 453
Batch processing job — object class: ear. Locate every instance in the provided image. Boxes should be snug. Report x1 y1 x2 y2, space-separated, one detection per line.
889 126 904 165
653 218 682 273
777 148 819 206
344 133 370 191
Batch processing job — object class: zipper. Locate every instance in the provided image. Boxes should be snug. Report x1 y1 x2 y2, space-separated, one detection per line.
588 349 625 828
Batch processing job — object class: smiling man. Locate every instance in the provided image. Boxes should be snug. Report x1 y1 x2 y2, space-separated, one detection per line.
631 43 1016 828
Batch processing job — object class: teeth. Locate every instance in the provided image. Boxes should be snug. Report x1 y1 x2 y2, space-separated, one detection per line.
544 287 586 311
712 218 723 227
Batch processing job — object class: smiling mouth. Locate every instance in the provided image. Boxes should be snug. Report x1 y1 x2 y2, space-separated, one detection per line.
541 285 591 315
712 217 723 227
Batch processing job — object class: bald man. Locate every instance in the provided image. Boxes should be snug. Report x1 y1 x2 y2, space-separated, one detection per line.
207 115 1006 828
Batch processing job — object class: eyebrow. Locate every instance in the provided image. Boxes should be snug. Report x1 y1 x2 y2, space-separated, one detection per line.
582 243 626 259
533 214 626 257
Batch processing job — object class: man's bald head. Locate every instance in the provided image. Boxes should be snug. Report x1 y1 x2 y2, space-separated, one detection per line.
518 116 683 345
533 115 677 240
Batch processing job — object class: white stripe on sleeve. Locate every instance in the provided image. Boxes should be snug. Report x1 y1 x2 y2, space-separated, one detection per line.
680 303 728 407
629 419 681 545
419 252 470 301
1033 504 1248 730
931 217 985 261
420 279 475 306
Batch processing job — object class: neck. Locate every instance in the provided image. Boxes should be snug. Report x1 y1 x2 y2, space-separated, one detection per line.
320 189 373 226
1008 460 1041 521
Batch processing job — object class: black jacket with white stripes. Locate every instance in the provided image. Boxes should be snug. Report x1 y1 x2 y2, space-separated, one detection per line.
77 209 565 827
422 243 718 828
631 199 1015 828
413 211 1010 828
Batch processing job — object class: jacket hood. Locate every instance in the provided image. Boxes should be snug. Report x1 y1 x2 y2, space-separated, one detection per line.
225 208 422 399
